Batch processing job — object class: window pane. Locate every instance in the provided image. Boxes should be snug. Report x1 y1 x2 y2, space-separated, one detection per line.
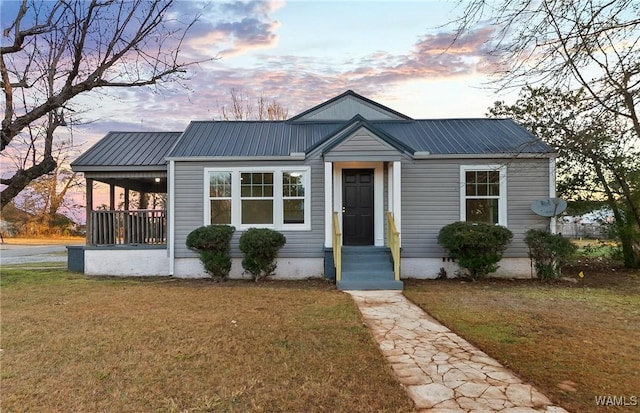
241 172 273 198
465 171 477 196
466 199 499 224
488 182 500 196
242 200 273 224
211 200 231 224
284 199 304 224
283 172 305 197
210 172 231 197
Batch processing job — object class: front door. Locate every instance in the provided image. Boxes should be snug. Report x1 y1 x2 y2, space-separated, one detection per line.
343 169 374 245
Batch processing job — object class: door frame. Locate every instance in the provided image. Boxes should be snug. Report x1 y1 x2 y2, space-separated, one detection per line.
342 168 375 245
333 162 384 247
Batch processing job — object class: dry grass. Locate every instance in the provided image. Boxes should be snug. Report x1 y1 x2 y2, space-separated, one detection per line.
0 236 85 245
404 265 640 413
1 270 415 413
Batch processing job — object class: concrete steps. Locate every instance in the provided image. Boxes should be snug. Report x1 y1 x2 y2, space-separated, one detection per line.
337 246 403 290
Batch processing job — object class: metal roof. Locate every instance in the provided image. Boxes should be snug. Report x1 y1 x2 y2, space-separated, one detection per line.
167 118 551 158
72 92 553 170
71 131 182 171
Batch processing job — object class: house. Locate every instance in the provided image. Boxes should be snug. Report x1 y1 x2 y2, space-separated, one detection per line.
71 90 555 288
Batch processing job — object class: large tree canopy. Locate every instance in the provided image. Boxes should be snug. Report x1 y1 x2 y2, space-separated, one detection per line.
490 86 640 267
1 0 207 207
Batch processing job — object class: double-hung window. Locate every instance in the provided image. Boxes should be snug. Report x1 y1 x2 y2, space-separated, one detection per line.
209 172 232 224
205 167 310 230
460 165 507 226
282 172 305 224
241 172 274 224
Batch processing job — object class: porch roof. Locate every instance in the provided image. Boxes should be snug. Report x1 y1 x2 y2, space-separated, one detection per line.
71 131 182 172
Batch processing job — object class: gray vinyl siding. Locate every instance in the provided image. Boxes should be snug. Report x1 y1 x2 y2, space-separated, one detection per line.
504 160 551 257
173 159 326 259
401 158 550 259
325 129 404 161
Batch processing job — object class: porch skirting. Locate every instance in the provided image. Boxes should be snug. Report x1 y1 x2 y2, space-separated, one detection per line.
173 257 324 279
84 247 169 276
401 257 533 279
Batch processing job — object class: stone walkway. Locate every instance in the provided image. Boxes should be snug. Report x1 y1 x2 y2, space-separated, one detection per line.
347 290 569 413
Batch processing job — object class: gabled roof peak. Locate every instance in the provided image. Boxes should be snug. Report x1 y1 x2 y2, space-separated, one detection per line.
288 90 413 122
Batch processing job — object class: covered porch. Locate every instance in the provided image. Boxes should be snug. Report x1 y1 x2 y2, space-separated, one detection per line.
70 131 181 275
84 173 167 246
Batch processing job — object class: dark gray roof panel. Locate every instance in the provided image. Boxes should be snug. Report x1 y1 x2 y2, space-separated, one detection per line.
167 118 551 158
72 132 182 168
377 119 550 154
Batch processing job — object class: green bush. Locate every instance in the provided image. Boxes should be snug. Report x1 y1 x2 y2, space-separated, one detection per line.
239 228 286 281
186 225 235 281
438 221 513 279
524 229 577 280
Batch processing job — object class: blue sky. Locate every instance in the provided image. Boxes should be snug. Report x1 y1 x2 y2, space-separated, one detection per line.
1 0 506 150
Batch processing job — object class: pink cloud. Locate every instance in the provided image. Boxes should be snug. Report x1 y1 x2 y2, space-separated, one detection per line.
185 0 283 58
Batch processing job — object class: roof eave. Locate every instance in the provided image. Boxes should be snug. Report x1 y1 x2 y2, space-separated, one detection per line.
412 152 557 159
71 165 168 172
165 154 306 162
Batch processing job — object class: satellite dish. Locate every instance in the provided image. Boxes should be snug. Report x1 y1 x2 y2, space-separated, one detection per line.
531 198 567 217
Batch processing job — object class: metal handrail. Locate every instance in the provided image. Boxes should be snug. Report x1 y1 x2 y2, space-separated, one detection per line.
386 211 401 280
332 212 342 281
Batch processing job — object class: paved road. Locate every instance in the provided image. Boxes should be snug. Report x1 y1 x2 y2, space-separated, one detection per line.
0 243 80 266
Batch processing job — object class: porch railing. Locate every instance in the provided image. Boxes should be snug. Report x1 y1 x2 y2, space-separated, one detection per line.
386 211 400 280
332 211 342 281
91 209 166 245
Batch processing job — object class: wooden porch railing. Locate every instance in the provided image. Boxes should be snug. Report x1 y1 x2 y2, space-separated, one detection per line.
332 211 342 281
386 211 401 280
91 209 166 245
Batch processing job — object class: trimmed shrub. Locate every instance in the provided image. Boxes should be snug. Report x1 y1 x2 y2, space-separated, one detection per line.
239 228 286 281
186 225 235 281
438 221 513 279
524 229 577 280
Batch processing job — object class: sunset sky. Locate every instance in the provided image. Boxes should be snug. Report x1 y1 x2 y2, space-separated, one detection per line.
1 0 511 220
2 0 507 140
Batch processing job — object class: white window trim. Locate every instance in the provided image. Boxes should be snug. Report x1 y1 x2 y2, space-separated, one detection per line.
204 166 311 231
460 165 508 227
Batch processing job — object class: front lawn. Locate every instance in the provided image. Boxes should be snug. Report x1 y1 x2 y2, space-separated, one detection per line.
1 269 415 413
404 267 640 413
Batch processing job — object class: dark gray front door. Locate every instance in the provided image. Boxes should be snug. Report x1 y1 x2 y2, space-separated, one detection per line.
343 169 374 246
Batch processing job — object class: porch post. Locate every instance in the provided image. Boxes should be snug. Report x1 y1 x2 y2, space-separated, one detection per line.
392 161 402 246
85 178 93 244
168 160 175 276
109 184 115 210
324 161 333 248
139 191 148 209
124 187 130 210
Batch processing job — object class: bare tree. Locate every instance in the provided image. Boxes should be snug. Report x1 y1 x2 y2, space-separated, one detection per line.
454 0 640 138
218 88 289 121
1 0 209 207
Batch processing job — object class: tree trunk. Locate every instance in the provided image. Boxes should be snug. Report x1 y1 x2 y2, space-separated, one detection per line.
0 156 56 209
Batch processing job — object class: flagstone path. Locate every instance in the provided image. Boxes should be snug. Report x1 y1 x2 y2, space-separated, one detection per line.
347 290 570 413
